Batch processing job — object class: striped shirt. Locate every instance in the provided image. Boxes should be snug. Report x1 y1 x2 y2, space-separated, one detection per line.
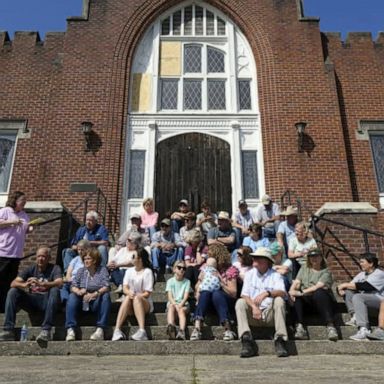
72 266 110 292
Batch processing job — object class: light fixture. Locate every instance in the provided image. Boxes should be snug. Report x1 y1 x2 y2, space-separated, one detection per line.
81 121 93 151
295 121 307 153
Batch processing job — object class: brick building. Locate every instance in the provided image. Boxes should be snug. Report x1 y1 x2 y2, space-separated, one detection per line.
1 0 384 277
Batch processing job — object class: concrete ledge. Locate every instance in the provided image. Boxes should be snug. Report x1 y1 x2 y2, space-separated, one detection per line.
0 340 383 356
315 202 378 217
25 201 65 213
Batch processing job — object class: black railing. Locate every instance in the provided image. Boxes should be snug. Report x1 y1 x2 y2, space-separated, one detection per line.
310 214 384 278
21 187 118 260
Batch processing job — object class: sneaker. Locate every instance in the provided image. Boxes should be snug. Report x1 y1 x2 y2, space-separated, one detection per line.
112 329 126 341
0 329 15 341
90 327 104 341
166 324 177 340
294 323 307 340
115 295 125 303
65 328 76 342
327 326 338 341
350 327 371 341
274 336 289 357
345 314 356 327
131 329 148 341
113 285 123 294
190 328 202 341
223 330 236 341
367 327 384 341
240 332 258 358
176 329 186 340
36 330 51 346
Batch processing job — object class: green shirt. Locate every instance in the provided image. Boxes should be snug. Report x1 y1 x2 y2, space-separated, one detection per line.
296 265 333 290
165 276 191 304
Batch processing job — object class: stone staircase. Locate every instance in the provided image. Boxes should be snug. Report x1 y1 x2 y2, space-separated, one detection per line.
0 278 383 356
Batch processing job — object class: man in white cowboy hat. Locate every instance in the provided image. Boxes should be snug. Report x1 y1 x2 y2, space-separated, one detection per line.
235 247 288 358
277 205 299 251
207 211 236 252
254 194 281 239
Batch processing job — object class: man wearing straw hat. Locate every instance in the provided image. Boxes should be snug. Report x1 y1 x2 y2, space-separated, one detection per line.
277 205 299 251
235 247 288 358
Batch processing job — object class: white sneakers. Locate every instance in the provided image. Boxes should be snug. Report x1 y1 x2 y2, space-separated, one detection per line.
345 314 356 327
90 327 104 341
112 329 126 341
223 330 236 341
350 327 371 341
66 328 76 342
131 329 148 341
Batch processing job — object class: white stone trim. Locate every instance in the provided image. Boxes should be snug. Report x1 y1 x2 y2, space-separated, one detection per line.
315 202 378 216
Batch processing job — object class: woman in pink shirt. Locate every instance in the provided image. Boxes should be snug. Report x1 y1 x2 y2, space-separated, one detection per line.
140 198 159 239
0 191 32 311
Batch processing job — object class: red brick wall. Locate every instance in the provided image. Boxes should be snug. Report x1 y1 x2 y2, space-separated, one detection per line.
0 0 382 232
313 213 384 282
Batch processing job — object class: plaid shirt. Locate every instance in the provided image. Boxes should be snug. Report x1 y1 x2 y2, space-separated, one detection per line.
72 266 110 292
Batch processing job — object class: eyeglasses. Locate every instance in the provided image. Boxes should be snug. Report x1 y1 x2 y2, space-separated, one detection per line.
176 266 186 271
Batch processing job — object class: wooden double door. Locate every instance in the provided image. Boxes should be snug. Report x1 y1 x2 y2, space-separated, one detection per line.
155 133 232 219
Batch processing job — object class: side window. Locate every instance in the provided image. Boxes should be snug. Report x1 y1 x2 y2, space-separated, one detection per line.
0 131 17 193
370 133 384 193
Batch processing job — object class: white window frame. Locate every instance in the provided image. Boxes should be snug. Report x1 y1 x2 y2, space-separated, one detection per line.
0 120 28 206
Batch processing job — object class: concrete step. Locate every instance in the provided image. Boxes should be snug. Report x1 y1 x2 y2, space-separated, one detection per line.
4 325 366 341
1 308 356 327
0 339 383 356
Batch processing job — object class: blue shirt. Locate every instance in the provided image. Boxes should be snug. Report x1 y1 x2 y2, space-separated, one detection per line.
71 224 109 245
242 236 270 252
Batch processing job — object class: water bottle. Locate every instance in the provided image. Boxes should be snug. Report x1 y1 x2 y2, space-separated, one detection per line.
82 300 90 311
20 324 28 342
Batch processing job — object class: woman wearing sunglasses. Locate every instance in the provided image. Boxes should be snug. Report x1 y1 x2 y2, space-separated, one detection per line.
165 260 191 340
112 247 154 341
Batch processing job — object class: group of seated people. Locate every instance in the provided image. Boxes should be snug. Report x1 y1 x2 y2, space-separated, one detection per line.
0 196 383 359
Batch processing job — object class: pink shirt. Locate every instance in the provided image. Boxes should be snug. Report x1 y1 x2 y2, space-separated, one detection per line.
140 210 159 229
0 207 29 258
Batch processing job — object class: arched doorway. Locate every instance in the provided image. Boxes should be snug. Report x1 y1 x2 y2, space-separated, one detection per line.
155 133 231 218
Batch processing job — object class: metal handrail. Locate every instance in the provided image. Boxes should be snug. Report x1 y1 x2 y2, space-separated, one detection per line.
22 187 118 261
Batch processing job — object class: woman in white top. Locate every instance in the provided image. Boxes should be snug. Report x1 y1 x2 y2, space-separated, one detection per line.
107 231 142 295
112 247 154 341
288 222 317 278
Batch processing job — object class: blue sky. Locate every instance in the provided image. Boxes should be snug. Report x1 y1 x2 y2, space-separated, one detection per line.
0 0 383 39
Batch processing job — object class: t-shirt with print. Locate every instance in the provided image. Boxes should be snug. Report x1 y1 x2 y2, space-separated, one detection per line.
166 276 191 304
19 264 62 294
199 266 221 292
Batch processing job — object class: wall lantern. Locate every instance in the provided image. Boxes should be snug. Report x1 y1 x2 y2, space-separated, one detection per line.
81 121 93 151
295 121 307 153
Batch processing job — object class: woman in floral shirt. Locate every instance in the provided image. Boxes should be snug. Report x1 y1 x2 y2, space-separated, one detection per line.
190 243 239 341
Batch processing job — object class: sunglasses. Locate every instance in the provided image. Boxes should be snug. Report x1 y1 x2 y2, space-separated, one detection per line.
237 252 243 257
161 224 170 228
176 266 186 271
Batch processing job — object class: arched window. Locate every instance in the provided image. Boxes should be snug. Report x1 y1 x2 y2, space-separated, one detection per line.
130 2 257 114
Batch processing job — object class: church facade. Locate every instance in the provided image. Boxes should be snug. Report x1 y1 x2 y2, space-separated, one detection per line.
1 0 384 236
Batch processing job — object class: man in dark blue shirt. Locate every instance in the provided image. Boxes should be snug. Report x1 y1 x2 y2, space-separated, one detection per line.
62 211 109 272
0 246 62 344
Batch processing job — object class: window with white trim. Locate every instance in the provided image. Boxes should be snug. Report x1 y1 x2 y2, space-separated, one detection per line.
0 131 17 193
158 3 252 113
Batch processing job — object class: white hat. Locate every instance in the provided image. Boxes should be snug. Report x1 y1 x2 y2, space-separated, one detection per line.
250 247 275 264
217 211 230 221
281 206 298 216
261 194 272 205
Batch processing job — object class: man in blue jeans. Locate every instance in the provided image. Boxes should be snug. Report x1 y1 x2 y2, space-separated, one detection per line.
0 246 63 345
151 218 183 274
62 210 109 272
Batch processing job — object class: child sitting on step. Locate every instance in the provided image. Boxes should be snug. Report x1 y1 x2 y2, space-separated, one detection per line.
195 257 221 303
165 260 191 340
